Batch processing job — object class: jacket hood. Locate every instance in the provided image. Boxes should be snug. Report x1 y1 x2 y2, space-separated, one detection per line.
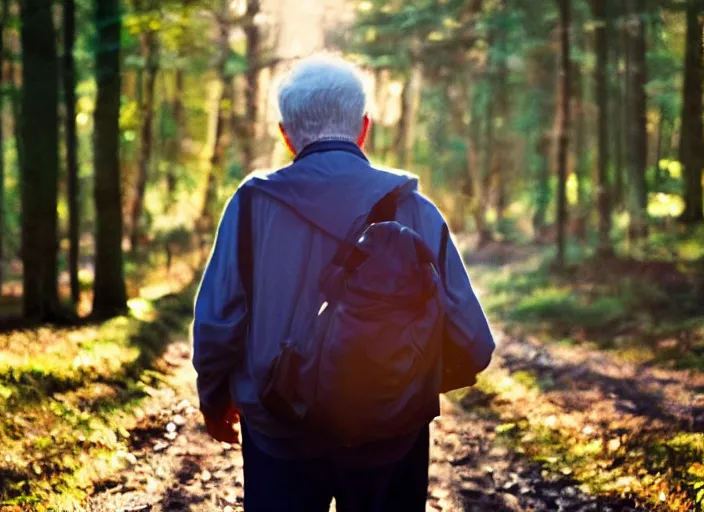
242 140 419 240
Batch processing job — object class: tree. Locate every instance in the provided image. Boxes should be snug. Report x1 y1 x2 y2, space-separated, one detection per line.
0 0 8 288
493 0 510 227
20 0 60 320
8 0 22 176
93 0 127 317
64 0 80 306
200 0 232 230
165 67 185 207
678 1 704 223
393 64 423 171
591 0 613 256
242 0 261 173
555 0 571 268
626 0 649 235
129 0 160 250
572 33 588 217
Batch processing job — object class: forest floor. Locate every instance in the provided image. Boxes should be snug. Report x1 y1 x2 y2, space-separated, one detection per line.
1 242 703 512
82 329 703 512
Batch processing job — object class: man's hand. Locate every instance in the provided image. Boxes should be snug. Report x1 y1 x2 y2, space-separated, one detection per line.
203 402 241 444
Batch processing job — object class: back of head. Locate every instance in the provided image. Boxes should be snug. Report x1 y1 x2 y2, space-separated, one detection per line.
277 55 367 152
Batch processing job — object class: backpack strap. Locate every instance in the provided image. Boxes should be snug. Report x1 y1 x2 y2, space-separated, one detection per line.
438 222 450 282
366 188 400 225
331 187 401 268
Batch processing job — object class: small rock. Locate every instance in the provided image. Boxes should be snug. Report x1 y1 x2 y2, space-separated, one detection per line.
172 414 186 426
174 399 191 413
501 492 521 510
213 470 231 480
201 469 212 482
460 480 481 493
166 422 177 433
153 441 169 452
562 486 577 498
430 487 450 500
607 438 621 453
146 478 159 493
619 400 638 413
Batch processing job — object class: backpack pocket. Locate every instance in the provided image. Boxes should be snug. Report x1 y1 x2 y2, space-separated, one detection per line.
260 341 308 424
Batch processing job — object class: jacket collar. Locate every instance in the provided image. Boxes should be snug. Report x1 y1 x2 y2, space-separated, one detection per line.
294 139 369 163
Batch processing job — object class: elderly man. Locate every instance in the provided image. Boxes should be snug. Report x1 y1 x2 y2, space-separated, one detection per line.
192 55 494 512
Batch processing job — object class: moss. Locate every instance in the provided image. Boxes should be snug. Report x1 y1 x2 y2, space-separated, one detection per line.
0 282 197 510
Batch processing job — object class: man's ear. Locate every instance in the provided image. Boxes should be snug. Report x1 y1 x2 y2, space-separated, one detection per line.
357 114 372 148
279 122 297 156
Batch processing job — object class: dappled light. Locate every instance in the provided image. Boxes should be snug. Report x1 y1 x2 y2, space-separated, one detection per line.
1 0 704 511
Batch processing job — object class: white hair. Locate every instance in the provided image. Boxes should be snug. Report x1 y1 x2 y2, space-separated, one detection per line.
277 55 367 152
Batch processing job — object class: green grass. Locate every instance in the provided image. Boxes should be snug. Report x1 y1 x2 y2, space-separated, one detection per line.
0 283 196 511
467 236 704 370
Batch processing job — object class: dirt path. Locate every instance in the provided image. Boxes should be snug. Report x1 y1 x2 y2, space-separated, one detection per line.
85 330 702 512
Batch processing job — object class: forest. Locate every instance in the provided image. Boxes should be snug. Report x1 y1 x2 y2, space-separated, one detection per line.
0 0 703 511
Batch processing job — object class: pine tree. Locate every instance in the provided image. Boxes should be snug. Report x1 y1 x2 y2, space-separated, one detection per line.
93 0 127 317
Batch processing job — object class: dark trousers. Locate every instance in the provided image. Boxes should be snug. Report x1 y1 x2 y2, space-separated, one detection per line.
241 423 430 512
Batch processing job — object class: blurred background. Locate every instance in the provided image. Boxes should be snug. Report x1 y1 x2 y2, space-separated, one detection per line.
0 1 703 510
0 0 702 323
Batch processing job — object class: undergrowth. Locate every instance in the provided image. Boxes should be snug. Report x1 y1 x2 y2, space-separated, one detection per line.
466 240 704 371
0 284 196 511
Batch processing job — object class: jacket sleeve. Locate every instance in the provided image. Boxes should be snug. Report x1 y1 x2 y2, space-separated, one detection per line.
440 230 496 389
191 193 249 415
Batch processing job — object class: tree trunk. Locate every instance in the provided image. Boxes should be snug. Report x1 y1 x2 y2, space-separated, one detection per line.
479 92 495 245
626 0 648 236
166 68 185 203
376 68 391 161
613 41 624 208
614 21 628 208
494 1 510 227
393 76 411 168
393 64 423 171
63 0 80 306
130 15 159 251
200 0 231 231
574 61 587 213
20 0 60 320
654 107 666 188
367 68 382 154
405 64 423 172
201 78 233 231
679 3 704 223
93 0 127 317
460 74 492 246
0 0 8 289
555 0 571 268
242 0 260 173
8 26 22 176
592 0 613 256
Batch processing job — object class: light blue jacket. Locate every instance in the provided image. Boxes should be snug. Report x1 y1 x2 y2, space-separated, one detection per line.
192 140 495 462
